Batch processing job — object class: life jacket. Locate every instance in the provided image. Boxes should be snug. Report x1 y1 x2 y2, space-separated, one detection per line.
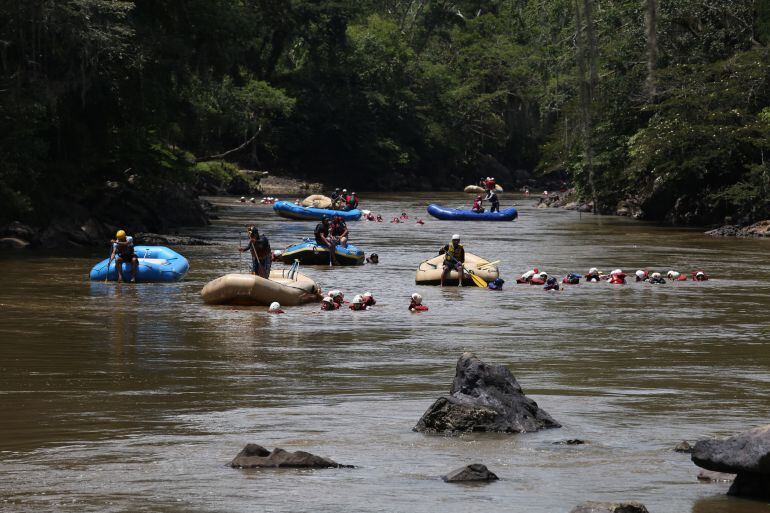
562 274 580 285
443 242 464 264
115 237 134 258
485 179 496 190
349 303 366 311
472 199 482 210
609 274 626 284
268 309 285 314
529 277 546 285
321 302 338 311
410 303 429 311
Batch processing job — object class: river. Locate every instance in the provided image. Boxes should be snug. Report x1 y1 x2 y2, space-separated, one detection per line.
1 193 769 513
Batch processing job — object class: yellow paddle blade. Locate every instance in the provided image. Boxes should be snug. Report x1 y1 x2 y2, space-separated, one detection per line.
467 270 487 288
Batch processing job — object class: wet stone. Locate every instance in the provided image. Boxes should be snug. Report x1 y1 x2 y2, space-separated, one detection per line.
442 464 499 483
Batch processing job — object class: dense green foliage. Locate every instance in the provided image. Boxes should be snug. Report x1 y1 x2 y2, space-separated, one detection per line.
1 0 768 226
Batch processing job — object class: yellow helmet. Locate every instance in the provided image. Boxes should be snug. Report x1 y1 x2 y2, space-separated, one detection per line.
116 230 126 240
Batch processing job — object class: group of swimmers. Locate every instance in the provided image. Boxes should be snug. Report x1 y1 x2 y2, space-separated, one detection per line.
320 290 377 311
239 196 276 204
515 267 710 291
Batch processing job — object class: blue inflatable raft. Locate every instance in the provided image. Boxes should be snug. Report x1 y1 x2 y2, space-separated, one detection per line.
426 204 518 221
89 245 190 282
273 201 362 221
278 238 365 266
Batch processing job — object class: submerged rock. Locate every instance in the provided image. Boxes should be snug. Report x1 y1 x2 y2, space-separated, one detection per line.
570 501 649 513
229 444 352 469
674 441 693 453
692 424 770 500
442 464 499 483
413 352 560 435
697 470 735 483
554 439 586 445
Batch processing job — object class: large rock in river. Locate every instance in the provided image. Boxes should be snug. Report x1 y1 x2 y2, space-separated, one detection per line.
414 352 560 434
570 502 649 513
692 424 770 500
230 444 352 469
442 463 499 483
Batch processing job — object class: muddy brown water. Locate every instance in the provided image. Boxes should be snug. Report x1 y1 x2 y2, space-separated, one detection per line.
1 193 769 513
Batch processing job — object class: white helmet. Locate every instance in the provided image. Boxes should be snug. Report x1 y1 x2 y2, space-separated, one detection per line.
322 296 334 304
451 234 460 240
269 302 281 311
331 290 343 300
240 196 246 201
667 270 680 278
539 272 547 278
611 268 623 275
411 293 422 304
352 295 363 304
696 271 705 277
652 272 662 279
363 291 373 298
589 267 598 274
635 270 645 279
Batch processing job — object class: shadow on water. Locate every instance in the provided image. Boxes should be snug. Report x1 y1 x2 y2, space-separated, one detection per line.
1 193 770 512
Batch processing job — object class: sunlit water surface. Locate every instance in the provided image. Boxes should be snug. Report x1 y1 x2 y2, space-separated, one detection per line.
1 193 769 513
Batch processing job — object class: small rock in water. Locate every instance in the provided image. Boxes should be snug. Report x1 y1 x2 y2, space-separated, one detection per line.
413 352 560 435
569 501 649 513
442 464 499 483
553 439 586 445
697 470 735 483
229 444 352 469
674 441 693 453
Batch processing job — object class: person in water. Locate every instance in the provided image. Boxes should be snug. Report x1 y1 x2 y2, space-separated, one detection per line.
321 296 338 310
329 290 345 306
649 272 666 284
635 270 649 282
268 302 285 314
314 216 339 265
409 293 428 311
362 292 376 306
608 269 626 284
544 277 560 291
110 229 139 283
240 226 271 278
350 295 367 311
485 188 500 213
471 195 485 213
693 270 709 281
330 215 349 247
488 278 505 290
562 273 581 285
366 253 379 264
585 267 602 282
519 267 540 283
667 270 687 281
438 234 465 287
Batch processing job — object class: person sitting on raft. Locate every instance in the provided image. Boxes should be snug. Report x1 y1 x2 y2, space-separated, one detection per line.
314 216 339 265
111 229 139 283
321 296 339 311
331 188 341 204
350 295 367 311
649 272 666 284
438 234 465 287
667 270 687 281
484 188 500 213
585 267 602 282
268 302 284 314
562 273 581 285
692 270 709 281
362 292 376 307
635 270 649 282
240 225 272 278
330 215 349 248
544 277 560 291
332 189 347 210
471 195 485 213
409 293 428 312
608 269 626 284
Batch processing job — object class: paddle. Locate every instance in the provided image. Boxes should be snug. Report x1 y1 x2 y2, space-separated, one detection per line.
104 243 114 283
477 260 500 269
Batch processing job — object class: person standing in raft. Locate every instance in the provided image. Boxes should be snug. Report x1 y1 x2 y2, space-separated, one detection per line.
314 216 339 265
330 215 349 248
240 226 271 278
345 192 359 211
484 188 500 213
438 234 465 287
111 230 139 283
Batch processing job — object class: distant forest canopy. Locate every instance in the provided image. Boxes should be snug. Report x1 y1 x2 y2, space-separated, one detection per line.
1 0 769 226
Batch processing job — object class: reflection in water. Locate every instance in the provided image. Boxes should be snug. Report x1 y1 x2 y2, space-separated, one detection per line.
1 193 770 513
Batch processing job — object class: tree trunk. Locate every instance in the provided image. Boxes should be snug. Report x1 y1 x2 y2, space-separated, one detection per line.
644 0 658 98
574 0 599 213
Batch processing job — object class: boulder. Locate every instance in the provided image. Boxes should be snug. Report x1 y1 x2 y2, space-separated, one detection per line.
135 232 213 246
553 439 586 445
413 352 560 434
696 470 735 483
569 502 649 513
674 441 693 453
692 424 770 474
229 444 352 469
442 464 499 483
692 424 770 500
